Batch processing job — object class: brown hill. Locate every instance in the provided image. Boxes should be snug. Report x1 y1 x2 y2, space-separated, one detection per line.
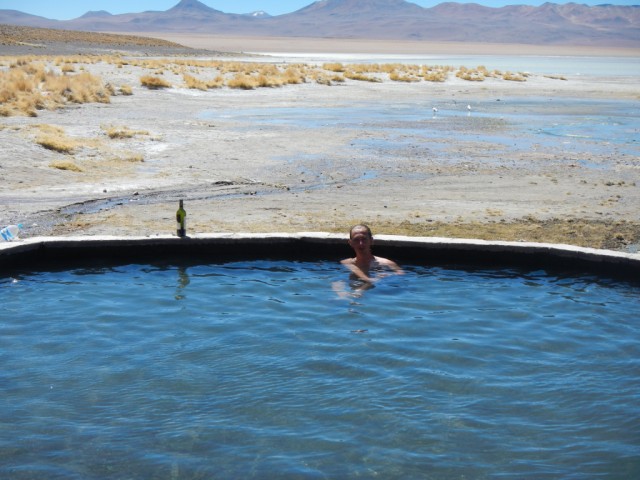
1 0 638 47
0 24 218 56
0 24 183 47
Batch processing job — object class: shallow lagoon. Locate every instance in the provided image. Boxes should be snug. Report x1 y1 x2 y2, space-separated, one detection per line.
207 96 640 170
1 260 639 478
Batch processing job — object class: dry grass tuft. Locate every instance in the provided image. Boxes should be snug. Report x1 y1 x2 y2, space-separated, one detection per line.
102 125 149 139
0 60 113 116
456 66 485 82
344 71 381 83
46 71 112 103
254 74 283 88
227 73 259 90
314 74 333 86
323 63 345 72
503 71 527 82
122 153 144 162
183 73 209 90
544 74 568 81
389 71 420 82
207 75 225 89
49 160 83 172
33 123 64 135
283 67 306 85
105 153 144 163
36 134 77 153
140 75 171 89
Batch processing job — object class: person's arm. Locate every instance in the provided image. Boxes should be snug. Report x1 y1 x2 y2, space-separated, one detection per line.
375 257 404 275
341 259 376 284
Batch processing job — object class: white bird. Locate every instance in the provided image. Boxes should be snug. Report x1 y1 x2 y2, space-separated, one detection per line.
467 104 472 111
432 106 438 116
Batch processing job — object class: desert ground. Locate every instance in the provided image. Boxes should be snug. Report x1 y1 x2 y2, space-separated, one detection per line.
1 33 639 251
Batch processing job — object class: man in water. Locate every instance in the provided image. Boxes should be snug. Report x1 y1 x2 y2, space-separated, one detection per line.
334 224 403 297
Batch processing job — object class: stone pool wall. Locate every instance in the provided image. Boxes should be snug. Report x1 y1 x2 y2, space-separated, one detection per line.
1 234 639 280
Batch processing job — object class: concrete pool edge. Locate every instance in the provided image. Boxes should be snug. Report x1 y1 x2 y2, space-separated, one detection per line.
1 233 639 279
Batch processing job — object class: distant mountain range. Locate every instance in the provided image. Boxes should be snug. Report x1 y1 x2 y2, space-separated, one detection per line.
1 0 638 47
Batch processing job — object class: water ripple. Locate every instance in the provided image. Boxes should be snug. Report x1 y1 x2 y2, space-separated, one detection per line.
0 261 638 478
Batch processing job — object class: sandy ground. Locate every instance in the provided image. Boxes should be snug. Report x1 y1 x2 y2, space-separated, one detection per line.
1 37 639 251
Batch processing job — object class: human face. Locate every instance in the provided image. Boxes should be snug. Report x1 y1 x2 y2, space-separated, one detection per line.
349 228 372 253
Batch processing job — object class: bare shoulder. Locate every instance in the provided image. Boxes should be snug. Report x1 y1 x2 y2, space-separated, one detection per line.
374 256 404 273
373 256 397 267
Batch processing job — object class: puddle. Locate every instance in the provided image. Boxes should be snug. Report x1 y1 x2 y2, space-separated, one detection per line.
577 159 609 170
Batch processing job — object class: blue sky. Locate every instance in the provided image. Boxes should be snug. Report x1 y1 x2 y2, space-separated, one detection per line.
2 0 637 20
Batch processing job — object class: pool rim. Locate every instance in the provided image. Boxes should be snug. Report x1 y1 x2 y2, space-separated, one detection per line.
1 233 638 281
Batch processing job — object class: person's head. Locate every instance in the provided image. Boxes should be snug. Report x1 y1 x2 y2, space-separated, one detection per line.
349 224 372 240
348 224 373 253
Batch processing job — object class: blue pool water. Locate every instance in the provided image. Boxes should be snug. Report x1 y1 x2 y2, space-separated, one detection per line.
1 260 639 479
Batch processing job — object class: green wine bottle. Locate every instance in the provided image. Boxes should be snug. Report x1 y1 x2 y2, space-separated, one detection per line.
176 199 186 237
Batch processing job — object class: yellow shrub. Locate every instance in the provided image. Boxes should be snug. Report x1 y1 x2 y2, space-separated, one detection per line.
256 74 284 88
323 63 345 72
227 73 258 90
140 75 171 89
284 67 305 84
183 73 208 90
0 62 113 116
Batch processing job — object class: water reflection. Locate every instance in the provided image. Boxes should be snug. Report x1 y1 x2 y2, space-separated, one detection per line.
175 266 190 300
